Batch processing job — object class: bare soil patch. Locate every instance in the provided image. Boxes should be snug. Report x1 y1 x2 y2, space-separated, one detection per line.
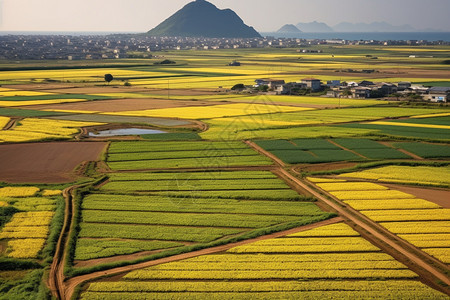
0 142 107 183
382 183 450 208
29 98 221 113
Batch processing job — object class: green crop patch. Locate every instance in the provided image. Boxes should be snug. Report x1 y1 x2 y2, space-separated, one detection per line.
393 142 450 158
75 239 183 261
331 138 388 149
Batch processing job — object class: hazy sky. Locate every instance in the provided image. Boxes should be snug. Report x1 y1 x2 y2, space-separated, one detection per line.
1 0 449 32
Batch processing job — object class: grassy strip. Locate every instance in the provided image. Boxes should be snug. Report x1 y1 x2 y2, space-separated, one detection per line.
40 196 65 264
0 107 68 117
65 213 335 278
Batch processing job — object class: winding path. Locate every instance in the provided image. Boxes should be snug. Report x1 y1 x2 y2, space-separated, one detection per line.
63 218 342 300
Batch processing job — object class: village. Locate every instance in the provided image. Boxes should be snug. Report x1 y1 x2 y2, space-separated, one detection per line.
238 77 450 102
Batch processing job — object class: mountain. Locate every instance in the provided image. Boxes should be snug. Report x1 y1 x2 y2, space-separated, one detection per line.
296 21 333 32
277 24 302 33
333 22 416 32
147 0 261 38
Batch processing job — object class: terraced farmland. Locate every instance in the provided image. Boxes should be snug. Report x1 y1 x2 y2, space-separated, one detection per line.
80 223 447 300
74 170 332 264
106 141 273 170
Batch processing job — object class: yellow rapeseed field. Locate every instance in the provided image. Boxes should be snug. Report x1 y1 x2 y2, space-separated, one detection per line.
339 166 450 187
0 99 86 107
287 223 360 237
306 177 347 183
41 190 62 196
369 121 450 130
329 190 413 200
0 116 10 129
411 112 450 119
6 238 46 259
105 103 312 120
0 187 40 197
0 90 53 97
317 182 389 192
0 118 104 143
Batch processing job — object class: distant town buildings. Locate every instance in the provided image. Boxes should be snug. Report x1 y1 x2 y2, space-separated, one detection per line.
0 34 448 61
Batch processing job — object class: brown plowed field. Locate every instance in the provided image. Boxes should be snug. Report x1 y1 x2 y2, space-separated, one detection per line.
383 183 450 208
29 98 221 113
0 142 107 183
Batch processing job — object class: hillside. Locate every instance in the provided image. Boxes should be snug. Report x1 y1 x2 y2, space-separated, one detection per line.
277 24 302 33
147 0 261 38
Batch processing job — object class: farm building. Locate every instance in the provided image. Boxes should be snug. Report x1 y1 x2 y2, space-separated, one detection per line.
424 87 450 102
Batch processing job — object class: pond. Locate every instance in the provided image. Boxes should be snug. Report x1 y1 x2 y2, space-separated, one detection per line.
88 128 166 137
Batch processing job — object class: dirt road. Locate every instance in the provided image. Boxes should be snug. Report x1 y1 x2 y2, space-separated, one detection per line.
279 169 450 290
48 186 76 299
63 217 342 300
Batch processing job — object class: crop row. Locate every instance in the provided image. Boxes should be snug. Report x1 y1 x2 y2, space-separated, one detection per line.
361 209 450 222
340 165 450 187
287 223 360 237
82 210 301 228
148 260 407 271
227 237 380 253
100 179 290 192
123 269 416 280
160 189 302 200
75 239 183 261
423 248 450 264
398 234 450 248
107 155 272 170
380 221 450 234
343 199 440 210
107 170 277 181
329 190 413 200
269 149 361 164
84 280 441 293
107 148 259 162
81 289 447 300
82 194 323 216
108 141 250 154
78 223 245 243
316 182 388 192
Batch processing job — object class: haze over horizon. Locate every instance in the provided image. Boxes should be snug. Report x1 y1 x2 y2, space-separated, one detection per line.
0 0 449 33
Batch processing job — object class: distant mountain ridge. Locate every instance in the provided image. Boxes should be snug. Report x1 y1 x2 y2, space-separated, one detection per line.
276 21 437 33
147 0 261 38
333 21 416 32
277 24 302 33
296 21 333 32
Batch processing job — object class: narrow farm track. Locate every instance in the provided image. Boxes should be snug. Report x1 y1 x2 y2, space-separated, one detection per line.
48 186 76 299
63 217 343 300
277 169 450 294
2 118 20 130
245 140 286 167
